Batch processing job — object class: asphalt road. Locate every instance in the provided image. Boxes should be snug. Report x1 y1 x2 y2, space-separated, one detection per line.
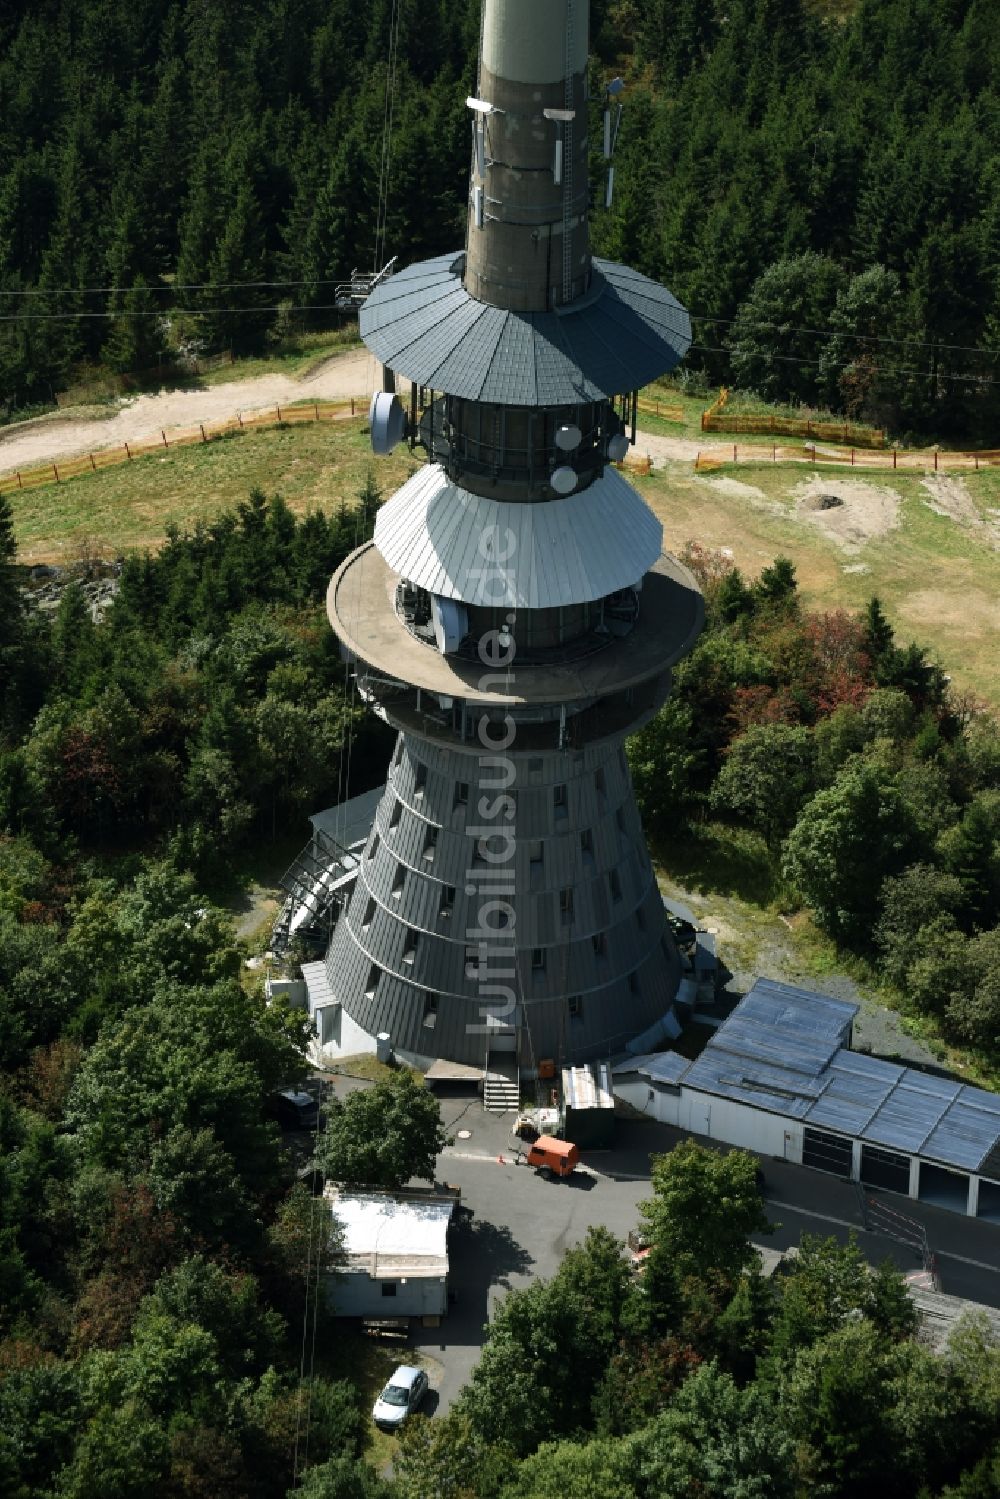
406 1090 1000 1413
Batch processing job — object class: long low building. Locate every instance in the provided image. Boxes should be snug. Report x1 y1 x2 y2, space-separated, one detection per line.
614 978 1000 1221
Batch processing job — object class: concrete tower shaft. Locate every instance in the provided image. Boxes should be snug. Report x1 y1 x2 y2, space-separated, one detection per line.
465 0 591 310
313 0 703 1073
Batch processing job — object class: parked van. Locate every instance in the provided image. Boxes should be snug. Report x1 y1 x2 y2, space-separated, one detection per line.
524 1135 580 1180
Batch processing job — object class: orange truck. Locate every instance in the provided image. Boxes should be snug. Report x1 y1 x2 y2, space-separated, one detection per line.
524 1135 580 1180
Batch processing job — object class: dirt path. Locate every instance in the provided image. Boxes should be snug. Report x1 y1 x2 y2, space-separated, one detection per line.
0 348 379 477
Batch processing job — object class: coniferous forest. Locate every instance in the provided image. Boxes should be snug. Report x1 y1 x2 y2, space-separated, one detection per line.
6 1 1000 1494
1 0 999 437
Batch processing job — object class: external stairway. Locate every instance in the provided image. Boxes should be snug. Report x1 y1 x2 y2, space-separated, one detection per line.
483 1054 520 1113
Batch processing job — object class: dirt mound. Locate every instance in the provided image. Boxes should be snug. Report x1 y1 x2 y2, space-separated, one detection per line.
792 476 900 551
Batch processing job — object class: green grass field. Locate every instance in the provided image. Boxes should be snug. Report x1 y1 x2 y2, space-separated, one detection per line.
639 455 1000 706
10 418 419 563
11 394 1000 706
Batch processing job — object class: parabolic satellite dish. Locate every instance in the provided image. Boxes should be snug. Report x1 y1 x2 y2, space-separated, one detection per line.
369 392 407 455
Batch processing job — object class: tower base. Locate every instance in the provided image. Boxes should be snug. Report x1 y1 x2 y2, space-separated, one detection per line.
314 729 682 1072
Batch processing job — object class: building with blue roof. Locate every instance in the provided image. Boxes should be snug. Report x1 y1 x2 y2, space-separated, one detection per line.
613 978 1000 1220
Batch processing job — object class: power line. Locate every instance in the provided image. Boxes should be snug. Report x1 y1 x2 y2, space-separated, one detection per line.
0 301 353 322
688 342 1000 389
1 276 995 359
688 310 998 359
0 277 354 296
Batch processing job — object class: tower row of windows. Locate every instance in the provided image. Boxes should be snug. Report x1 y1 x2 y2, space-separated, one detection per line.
390 740 629 807
360 949 669 1025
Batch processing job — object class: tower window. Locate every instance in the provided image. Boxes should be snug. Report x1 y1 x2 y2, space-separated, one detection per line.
391 862 405 897
365 964 380 999
568 995 583 1020
439 885 456 920
367 832 380 862
532 947 546 972
423 994 438 1029
403 929 418 965
529 758 543 776
553 784 568 820
592 931 607 958
423 826 438 862
392 739 404 769
628 971 640 995
388 799 402 831
362 896 376 930
580 828 594 863
454 781 469 809
560 887 574 924
609 870 623 903
595 767 607 797
414 763 427 798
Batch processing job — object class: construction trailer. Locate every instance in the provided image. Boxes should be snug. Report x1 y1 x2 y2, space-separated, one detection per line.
562 1062 615 1148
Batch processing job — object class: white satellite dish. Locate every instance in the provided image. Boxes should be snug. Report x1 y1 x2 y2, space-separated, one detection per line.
555 423 582 451
550 465 577 495
607 433 629 462
369 392 407 455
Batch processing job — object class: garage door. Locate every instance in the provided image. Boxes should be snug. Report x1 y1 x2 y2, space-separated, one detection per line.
802 1126 853 1177
860 1143 910 1195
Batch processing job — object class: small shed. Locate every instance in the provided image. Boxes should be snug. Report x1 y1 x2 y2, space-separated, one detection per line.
562 1062 615 1148
326 1185 457 1320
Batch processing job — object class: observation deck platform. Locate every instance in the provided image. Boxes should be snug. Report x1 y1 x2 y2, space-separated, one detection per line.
327 542 703 707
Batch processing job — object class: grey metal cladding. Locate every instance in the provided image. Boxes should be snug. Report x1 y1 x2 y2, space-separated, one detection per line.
322 725 682 1067
369 287 473 366
404 297 494 386
362 279 463 337
860 1075 958 1154
480 315 537 405
427 302 508 400
359 254 692 405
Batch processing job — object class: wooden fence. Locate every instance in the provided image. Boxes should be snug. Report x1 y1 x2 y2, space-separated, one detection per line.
701 387 884 448
0 398 365 496
693 442 1000 474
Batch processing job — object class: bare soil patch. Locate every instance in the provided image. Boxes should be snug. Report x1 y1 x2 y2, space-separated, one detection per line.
920 475 1000 547
702 476 768 500
792 475 900 551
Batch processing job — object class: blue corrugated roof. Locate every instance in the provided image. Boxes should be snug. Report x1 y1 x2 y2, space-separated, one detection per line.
660 979 1000 1176
613 1050 689 1085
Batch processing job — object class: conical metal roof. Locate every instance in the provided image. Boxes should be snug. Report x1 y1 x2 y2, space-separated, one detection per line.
360 253 691 405
373 463 662 608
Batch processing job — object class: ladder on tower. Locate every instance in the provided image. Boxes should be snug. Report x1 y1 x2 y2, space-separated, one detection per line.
561 0 574 303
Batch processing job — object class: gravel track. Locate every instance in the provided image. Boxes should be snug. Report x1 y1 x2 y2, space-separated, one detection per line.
0 347 379 476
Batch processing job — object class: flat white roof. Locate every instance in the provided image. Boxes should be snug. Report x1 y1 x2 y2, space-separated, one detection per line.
326 1188 454 1272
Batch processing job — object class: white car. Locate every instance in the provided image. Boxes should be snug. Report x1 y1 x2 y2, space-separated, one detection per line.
372 1365 429 1429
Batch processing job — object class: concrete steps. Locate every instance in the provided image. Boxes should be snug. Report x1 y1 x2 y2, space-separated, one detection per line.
483 1070 520 1113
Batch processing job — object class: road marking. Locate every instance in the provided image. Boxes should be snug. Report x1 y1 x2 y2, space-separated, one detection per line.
766 1197 1000 1275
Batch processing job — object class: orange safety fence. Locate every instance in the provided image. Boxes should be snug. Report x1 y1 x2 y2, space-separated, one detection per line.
701 387 884 448
636 397 683 422
0 398 367 496
694 442 1000 474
